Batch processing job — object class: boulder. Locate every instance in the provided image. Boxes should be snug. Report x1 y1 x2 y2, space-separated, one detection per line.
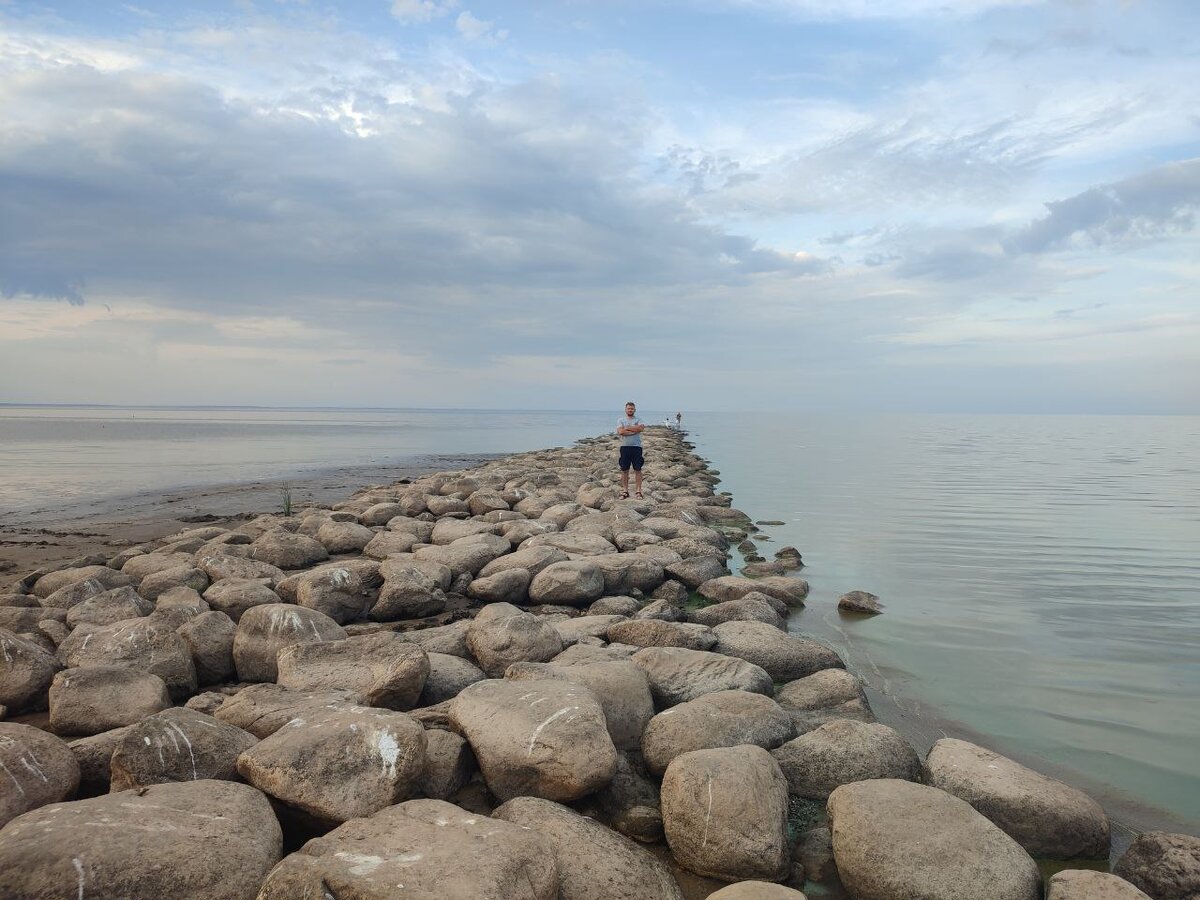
292 565 369 624
397 618 471 657
232 603 347 682
363 530 419 559
48 666 171 736
276 632 429 710
68 726 132 791
419 727 475 800
214 683 363 738
1113 831 1200 900
632 647 774 707
635 597 687 622
665 554 731 589
712 620 843 682
120 552 196 584
505 659 654 752
32 565 131 601
0 780 282 900
925 738 1110 858
255 798 557 899
414 540 508 577
197 552 286 587
450 677 618 802
177 610 237 685
838 590 882 614
699 576 808 608
493 796 683 900
589 595 642 617
360 501 407 526
607 619 717 651
555 614 627 645
661 745 791 882
238 705 427 823
467 568 532 605
581 751 664 843
528 560 607 606
689 594 787 630
525 532 618 557
431 519 499 545
201 577 281 621
1046 870 1152 899
773 668 867 712
250 529 329 569
109 707 257 790
137 565 209 601
466 603 564 677
643 690 795 776
708 885 809 900
58 617 198 699
316 519 375 553
372 558 453 621
772 720 921 799
419 652 487 705
592 553 667 595
0 723 79 828
0 627 61 713
65 586 154 628
479 545 570 579
827 779 1040 900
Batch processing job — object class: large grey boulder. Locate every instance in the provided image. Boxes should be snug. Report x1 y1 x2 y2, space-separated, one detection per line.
555 614 628 645
397 618 472 657
137 565 209 601
176 610 237 685
430 519 499 545
238 705 427 823
214 683 363 738
493 796 683 900
316 519 375 553
276 631 429 710
58 617 198 699
925 738 1110 859
826 779 1040 900
643 690 795 776
201 578 281 622
690 593 787 630
505 659 654 752
120 552 196 584
256 798 557 900
466 602 564 677
772 720 921 798
197 552 286 587
631 646 774 707
592 553 667 595
1046 870 1152 899
0 723 79 828
65 586 154 628
712 620 843 682
109 707 257 791
699 576 808 608
1113 831 1200 900
467 568 532 605
372 558 453 621
413 540 508 577
774 668 867 712
0 780 282 900
708 885 809 899
479 545 570 579
607 619 717 650
450 678 618 802
232 603 347 682
48 666 171 735
419 727 476 800
419 652 487 705
33 565 131 601
68 725 132 792
291 565 368 624
250 529 330 569
581 752 665 843
528 560 607 606
662 745 791 882
0 627 61 713
665 554 731 589
363 529 419 559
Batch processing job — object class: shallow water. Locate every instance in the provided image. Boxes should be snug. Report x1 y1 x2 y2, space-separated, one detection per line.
1 405 1197 833
685 411 1200 833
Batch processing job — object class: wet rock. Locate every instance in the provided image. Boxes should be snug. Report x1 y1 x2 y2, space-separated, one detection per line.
256 798 556 900
177 610 237 685
109 707 257 791
1113 831 1200 900
276 631 429 710
925 737 1110 859
665 554 731 589
214 683 363 738
466 603 564 677
0 780 282 900
772 720 921 799
232 603 347 682
643 690 795 776
699 576 809 608
0 723 79 828
48 666 171 736
450 677 617 802
837 590 882 615
238 705 427 823
493 796 683 900
631 646 774 707
712 621 843 682
0 627 62 713
827 779 1040 900
662 745 791 882
689 593 787 630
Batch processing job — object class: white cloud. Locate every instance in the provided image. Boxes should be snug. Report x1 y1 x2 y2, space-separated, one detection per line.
455 11 507 44
390 0 456 24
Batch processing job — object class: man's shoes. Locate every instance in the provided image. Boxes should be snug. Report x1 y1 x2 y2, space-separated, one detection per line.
635 492 643 499
619 491 629 499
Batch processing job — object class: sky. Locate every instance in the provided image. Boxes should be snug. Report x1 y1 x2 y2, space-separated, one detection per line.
1 0 1198 413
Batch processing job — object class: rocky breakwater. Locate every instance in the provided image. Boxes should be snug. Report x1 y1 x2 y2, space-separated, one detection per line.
0 426 1196 900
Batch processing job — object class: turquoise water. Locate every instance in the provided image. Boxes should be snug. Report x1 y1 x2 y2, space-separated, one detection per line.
1 405 1197 831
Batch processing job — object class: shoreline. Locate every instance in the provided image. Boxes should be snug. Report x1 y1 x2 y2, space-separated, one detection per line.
0 428 1192 898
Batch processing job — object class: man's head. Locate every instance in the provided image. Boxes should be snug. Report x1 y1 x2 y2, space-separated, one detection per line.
624 401 636 417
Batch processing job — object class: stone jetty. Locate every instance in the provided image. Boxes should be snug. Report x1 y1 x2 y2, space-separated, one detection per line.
0 427 1194 899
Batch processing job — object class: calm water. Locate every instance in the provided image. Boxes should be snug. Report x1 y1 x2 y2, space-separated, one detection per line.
1 406 1197 832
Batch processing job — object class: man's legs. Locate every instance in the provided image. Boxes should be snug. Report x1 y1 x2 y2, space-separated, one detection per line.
634 449 644 496
619 447 631 496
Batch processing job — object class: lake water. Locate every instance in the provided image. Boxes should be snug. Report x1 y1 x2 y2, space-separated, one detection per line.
2 405 1198 833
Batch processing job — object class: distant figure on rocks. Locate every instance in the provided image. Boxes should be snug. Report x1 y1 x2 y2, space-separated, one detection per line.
617 400 645 499
675 411 682 428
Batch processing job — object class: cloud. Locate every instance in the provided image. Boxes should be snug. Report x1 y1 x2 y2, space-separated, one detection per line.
455 11 507 44
724 0 1042 21
390 0 457 24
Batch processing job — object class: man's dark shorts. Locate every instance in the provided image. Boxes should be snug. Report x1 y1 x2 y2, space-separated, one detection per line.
619 446 644 472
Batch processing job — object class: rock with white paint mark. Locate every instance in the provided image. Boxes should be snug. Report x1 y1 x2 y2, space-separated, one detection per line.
64 585 154 628
772 720 921 799
58 616 198 700
109 707 257 791
505 659 654 752
0 779 282 900
201 578 280 622
232 603 347 682
176 610 237 685
0 722 79 828
213 683 363 738
450 677 618 802
371 558 453 621
631 647 774 708
466 602 565 677
0 627 62 714
67 726 133 791
48 666 171 736
197 552 286 587
256 798 557 900
276 631 429 710
712 620 843 682
292 565 368 624
493 796 683 900
642 690 796 777
661 745 791 882
419 651 486 706
237 705 426 823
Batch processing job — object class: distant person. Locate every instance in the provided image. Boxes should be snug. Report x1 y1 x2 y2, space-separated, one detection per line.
675 411 682 428
616 400 645 499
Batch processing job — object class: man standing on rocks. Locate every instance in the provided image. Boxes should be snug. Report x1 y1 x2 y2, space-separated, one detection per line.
617 400 645 499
